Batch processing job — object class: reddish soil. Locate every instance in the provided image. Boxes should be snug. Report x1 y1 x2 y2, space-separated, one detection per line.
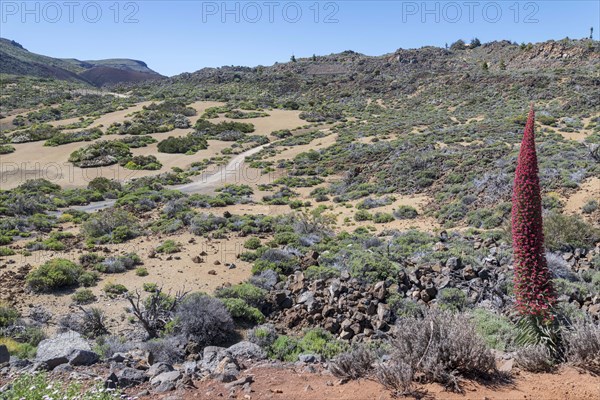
134 365 599 400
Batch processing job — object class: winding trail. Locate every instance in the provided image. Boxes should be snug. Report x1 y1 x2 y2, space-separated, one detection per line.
69 143 268 213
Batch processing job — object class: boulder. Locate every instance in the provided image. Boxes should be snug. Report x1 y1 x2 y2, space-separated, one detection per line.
117 367 148 388
147 362 174 378
150 370 182 386
0 345 9 364
36 331 91 369
68 349 99 366
202 346 227 372
227 341 266 361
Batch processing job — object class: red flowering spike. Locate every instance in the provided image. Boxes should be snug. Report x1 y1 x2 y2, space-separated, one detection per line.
511 105 555 320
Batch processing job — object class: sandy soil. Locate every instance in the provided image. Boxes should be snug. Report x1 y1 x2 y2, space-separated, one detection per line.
4 229 258 334
563 176 600 214
0 102 305 190
131 365 600 400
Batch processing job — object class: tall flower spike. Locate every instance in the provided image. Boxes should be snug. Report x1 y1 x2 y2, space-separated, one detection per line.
511 104 555 320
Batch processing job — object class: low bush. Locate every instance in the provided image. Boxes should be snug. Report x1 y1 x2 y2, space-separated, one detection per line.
157 134 207 154
215 283 266 308
26 259 83 292
174 294 235 346
72 289 97 305
373 212 394 223
394 205 418 219
437 288 468 312
155 239 182 254
122 155 162 170
82 208 140 243
269 328 347 361
563 319 600 374
68 140 132 167
543 212 600 251
329 346 375 380
248 324 278 348
244 237 262 250
386 310 496 392
581 200 598 214
0 303 19 327
103 282 128 296
471 308 517 351
515 344 555 372
136 267 149 277
221 298 265 324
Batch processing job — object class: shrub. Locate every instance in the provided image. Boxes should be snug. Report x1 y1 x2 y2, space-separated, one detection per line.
244 237 262 250
143 282 158 292
155 239 182 254
372 212 394 223
354 209 372 221
78 271 99 287
0 337 36 359
304 265 340 280
581 200 598 214
72 289 97 305
174 294 235 346
136 267 149 277
157 134 207 154
143 336 185 364
221 298 265 324
563 319 600 374
393 205 418 219
437 288 467 312
215 283 266 308
26 259 83 292
269 328 346 361
471 308 517 351
329 346 375 380
387 310 496 392
248 324 278 348
0 247 15 256
123 155 162 170
0 303 19 327
82 208 140 243
68 140 132 167
103 282 128 296
94 335 133 358
515 344 555 372
543 211 600 251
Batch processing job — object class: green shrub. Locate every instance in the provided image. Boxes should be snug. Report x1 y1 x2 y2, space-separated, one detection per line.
304 265 341 280
155 239 182 254
471 308 517 351
437 288 467 312
372 212 394 223
269 328 346 361
244 237 262 250
104 282 128 296
123 155 162 170
221 298 265 324
215 283 266 308
0 247 15 257
387 295 425 318
72 289 97 305
354 209 372 221
26 259 83 292
582 200 598 214
78 271 99 287
82 209 140 243
543 212 600 251
68 140 132 167
136 267 149 277
0 303 19 327
143 282 158 292
393 205 418 219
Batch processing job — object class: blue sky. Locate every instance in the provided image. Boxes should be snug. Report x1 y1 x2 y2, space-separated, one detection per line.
1 1 598 76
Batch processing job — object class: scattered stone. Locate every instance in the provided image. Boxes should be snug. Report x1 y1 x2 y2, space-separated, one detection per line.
208 270 217 275
117 367 148 388
68 349 99 366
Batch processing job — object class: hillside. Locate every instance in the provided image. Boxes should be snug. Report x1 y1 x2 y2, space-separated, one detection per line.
0 38 164 86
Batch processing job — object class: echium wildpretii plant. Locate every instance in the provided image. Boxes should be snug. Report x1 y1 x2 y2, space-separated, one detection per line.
511 105 556 322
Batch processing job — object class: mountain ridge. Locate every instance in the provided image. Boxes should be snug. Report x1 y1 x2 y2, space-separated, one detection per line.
0 38 164 87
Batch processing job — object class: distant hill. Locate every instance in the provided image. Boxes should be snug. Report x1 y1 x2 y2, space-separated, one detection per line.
0 38 164 86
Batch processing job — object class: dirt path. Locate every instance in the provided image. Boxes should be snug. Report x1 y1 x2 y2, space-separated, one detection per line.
134 365 599 400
